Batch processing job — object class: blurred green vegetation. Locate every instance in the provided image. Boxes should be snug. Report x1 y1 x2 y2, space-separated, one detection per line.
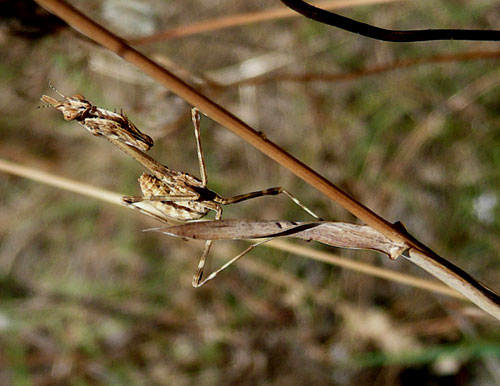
1 0 500 384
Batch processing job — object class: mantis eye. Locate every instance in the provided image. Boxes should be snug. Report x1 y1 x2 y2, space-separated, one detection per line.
62 107 81 120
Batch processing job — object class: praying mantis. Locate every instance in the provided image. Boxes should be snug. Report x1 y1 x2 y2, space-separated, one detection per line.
42 86 321 286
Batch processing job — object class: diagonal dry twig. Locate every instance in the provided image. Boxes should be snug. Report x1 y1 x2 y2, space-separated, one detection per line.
31 0 500 320
265 239 463 299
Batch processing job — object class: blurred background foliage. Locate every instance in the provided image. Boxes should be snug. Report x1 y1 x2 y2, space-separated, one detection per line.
1 0 500 384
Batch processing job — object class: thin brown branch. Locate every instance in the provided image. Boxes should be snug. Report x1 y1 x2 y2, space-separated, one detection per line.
128 0 400 45
33 0 500 320
232 49 500 87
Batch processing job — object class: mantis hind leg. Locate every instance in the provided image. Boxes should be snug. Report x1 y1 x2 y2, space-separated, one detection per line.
192 238 271 287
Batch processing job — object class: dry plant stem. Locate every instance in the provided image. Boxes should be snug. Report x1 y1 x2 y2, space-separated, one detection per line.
128 0 400 44
406 250 500 313
266 239 463 299
34 0 500 320
0 158 122 206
